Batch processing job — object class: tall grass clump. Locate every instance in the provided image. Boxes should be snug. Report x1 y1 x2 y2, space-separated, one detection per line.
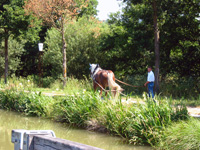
49 76 92 94
52 91 100 127
96 97 189 146
157 118 200 150
0 89 54 117
0 76 36 90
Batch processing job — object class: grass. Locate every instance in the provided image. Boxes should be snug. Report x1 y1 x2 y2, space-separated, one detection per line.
52 91 100 126
0 89 55 117
0 76 199 148
96 96 189 146
0 76 92 95
0 87 189 147
156 118 200 150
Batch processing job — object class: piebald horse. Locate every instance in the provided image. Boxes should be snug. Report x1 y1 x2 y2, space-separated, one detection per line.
89 64 123 97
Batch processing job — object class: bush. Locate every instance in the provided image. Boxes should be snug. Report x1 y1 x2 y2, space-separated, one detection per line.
160 75 200 98
0 76 36 90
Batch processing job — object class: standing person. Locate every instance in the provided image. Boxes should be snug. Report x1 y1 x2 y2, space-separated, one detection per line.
144 66 155 98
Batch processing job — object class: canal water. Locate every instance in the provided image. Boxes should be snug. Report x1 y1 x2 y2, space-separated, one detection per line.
0 109 151 150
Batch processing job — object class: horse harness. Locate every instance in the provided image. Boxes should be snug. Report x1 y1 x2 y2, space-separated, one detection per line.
91 67 110 82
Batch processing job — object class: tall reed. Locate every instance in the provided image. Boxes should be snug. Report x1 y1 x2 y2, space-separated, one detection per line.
52 91 100 127
0 85 189 147
157 118 200 150
0 89 54 117
96 97 188 145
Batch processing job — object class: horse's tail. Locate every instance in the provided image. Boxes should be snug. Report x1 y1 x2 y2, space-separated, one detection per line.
107 73 123 93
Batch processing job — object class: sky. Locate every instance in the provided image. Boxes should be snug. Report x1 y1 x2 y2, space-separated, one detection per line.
97 0 122 20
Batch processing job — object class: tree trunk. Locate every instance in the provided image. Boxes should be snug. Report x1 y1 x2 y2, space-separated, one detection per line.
61 22 67 87
152 0 160 93
4 29 9 84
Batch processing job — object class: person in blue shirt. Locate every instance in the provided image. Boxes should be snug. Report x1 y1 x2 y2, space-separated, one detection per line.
144 66 155 98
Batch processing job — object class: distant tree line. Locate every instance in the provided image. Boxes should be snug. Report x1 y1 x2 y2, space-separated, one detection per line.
0 0 199 91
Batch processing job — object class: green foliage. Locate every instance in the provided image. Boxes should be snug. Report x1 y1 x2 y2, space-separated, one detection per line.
160 74 200 98
121 74 200 98
0 0 41 81
96 98 188 145
0 90 54 117
53 92 100 126
0 37 25 76
117 0 200 77
104 1 154 76
0 78 189 146
157 118 200 150
0 76 36 90
35 75 93 93
159 0 200 77
0 0 41 41
50 77 92 94
44 16 110 78
77 0 98 18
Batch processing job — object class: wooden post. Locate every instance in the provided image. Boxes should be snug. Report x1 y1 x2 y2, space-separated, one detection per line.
38 51 44 87
4 29 9 84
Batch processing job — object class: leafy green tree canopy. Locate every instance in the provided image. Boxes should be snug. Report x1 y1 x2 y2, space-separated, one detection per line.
43 16 110 79
0 0 41 83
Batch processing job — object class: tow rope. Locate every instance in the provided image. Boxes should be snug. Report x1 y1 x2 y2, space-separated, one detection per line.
115 78 144 88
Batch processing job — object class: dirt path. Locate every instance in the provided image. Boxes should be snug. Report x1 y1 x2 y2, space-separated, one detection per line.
187 107 200 117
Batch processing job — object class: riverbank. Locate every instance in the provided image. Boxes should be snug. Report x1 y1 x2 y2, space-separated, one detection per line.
0 109 153 150
0 88 189 147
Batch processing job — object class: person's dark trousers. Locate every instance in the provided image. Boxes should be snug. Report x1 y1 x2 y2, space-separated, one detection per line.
148 82 154 98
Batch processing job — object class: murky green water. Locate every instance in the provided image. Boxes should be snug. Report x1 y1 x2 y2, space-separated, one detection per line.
0 109 151 150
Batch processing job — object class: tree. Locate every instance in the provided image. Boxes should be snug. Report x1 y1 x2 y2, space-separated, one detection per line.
0 36 25 76
159 0 200 78
78 0 98 18
0 0 40 83
43 16 108 79
106 1 155 76
24 0 89 87
152 0 160 93
122 0 160 93
108 0 199 92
